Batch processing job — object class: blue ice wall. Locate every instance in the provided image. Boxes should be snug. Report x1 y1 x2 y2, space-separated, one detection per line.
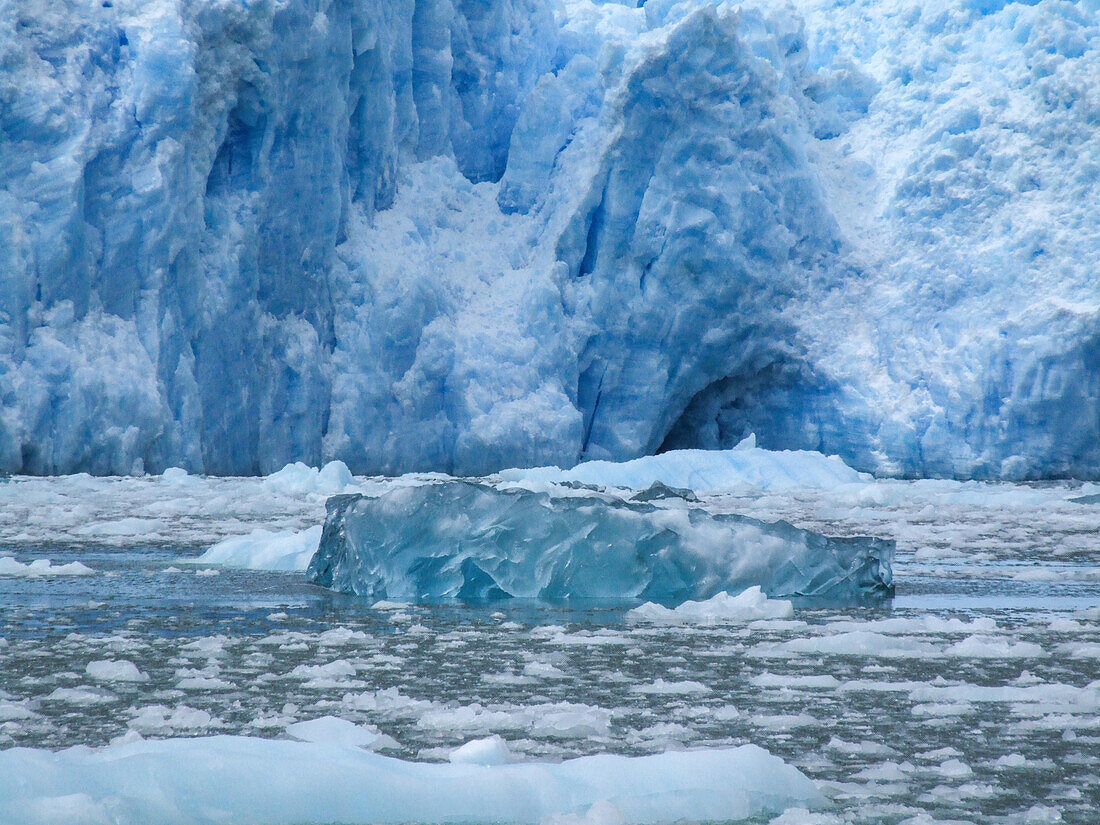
0 0 556 474
1 0 1098 478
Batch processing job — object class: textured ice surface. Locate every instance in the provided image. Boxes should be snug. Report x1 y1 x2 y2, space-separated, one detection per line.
3 0 1098 479
307 481 893 603
0 738 821 825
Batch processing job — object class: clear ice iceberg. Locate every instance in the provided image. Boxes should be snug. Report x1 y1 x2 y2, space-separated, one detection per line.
307 480 894 604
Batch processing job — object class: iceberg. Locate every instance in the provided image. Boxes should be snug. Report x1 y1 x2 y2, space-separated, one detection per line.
307 480 893 604
0 737 822 825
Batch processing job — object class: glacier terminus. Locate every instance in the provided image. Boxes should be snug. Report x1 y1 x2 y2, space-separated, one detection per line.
3 0 1099 479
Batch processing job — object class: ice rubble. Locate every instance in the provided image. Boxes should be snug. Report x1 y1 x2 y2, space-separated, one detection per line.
3 0 1099 480
307 480 893 603
0 737 822 825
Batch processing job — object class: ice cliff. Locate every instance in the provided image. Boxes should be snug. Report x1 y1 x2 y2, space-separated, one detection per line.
2 0 1098 478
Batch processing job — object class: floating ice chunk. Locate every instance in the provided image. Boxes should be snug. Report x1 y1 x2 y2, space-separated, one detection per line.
86 660 149 683
752 632 940 659
194 526 322 572
160 467 191 484
417 701 612 739
767 809 845 825
179 635 232 657
308 481 893 604
288 660 358 688
449 735 513 765
44 687 119 705
944 636 1046 659
629 587 793 624
263 461 355 497
1018 805 1064 824
0 737 822 825
631 679 711 695
500 447 868 493
752 674 840 690
750 714 818 730
73 518 167 537
0 700 38 721
1056 642 1100 659
128 705 217 734
824 738 896 757
0 558 94 576
317 628 370 647
286 716 399 751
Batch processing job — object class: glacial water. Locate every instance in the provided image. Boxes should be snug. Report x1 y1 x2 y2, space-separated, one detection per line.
0 473 1097 824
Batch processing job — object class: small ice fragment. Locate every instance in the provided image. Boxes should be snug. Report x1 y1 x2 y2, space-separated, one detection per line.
0 558 94 577
86 660 149 683
449 735 513 765
286 716 400 751
629 587 793 624
161 467 190 483
263 461 353 496
194 526 322 572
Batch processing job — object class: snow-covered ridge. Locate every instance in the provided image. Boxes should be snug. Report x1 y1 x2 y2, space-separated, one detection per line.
0 737 821 825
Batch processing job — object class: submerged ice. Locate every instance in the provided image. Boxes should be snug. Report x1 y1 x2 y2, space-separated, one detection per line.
3 0 1099 478
307 480 893 603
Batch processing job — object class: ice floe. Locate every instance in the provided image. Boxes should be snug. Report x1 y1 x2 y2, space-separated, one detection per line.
0 738 822 825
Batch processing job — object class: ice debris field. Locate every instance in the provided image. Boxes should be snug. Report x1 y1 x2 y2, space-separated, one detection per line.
2 0 1100 480
0 447 1098 824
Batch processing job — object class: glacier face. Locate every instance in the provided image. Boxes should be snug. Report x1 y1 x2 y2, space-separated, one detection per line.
306 481 895 603
1 0 1098 478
